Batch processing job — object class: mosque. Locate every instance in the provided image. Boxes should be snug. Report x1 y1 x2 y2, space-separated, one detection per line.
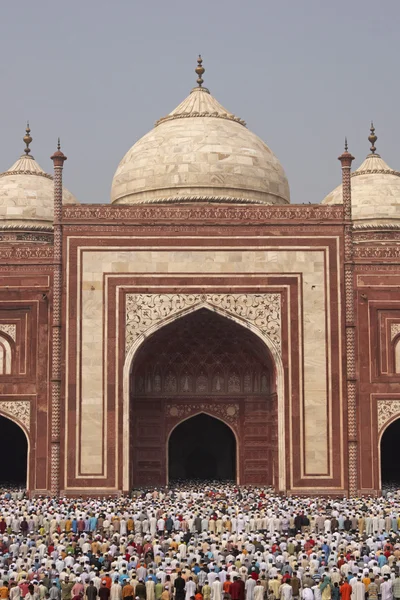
0 57 399 497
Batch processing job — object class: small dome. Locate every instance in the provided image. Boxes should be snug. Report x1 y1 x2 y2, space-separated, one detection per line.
111 58 289 206
0 126 78 229
322 126 400 226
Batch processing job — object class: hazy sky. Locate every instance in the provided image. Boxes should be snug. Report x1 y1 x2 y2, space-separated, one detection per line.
0 0 398 205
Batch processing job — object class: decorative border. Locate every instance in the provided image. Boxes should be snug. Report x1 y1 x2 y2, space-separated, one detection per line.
0 170 53 180
353 224 400 230
0 245 54 260
63 204 344 222
114 195 271 206
0 225 53 232
352 169 400 178
0 232 53 243
354 246 400 259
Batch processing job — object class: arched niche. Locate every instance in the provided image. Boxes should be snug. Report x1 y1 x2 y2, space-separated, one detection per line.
0 332 14 375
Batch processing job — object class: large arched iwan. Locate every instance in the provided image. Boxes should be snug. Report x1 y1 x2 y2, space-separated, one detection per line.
129 307 277 488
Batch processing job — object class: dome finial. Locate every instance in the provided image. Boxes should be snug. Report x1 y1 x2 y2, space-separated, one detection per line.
344 137 348 152
368 121 378 155
195 54 205 87
23 121 33 158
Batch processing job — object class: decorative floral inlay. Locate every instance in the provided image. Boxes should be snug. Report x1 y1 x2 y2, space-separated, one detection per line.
125 293 281 356
0 400 30 431
391 324 400 341
0 324 16 342
377 399 400 433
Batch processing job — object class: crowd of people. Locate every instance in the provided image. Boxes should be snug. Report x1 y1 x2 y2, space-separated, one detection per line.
0 483 399 600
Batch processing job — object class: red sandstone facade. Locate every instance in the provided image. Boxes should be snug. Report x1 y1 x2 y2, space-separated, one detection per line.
0 199 398 496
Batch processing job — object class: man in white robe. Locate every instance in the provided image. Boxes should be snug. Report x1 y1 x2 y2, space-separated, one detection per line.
185 578 196 600
245 577 256 600
279 582 293 600
381 577 393 600
146 578 156 600
254 581 264 600
211 579 222 600
352 577 366 600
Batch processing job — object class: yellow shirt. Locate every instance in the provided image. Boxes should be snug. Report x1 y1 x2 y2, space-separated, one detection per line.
362 578 371 591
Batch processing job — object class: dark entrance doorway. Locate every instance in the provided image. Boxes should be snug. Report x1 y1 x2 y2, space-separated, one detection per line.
168 413 236 481
381 419 400 489
0 416 27 486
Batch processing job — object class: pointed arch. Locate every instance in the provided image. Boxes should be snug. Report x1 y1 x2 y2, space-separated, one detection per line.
122 302 285 492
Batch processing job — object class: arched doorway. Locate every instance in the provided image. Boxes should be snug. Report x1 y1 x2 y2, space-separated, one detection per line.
129 307 277 488
381 418 400 489
168 413 236 481
0 415 27 486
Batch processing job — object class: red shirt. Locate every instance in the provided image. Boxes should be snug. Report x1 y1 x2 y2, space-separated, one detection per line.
19 583 29 598
103 577 112 590
340 582 352 600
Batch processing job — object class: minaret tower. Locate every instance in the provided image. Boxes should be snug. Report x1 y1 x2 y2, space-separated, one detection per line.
50 140 67 495
338 139 357 496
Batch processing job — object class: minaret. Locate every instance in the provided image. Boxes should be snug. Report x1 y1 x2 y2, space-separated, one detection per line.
50 139 67 496
339 138 355 220
338 139 357 497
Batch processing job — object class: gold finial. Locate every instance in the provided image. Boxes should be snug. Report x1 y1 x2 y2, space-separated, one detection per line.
368 121 377 154
195 55 205 87
23 122 33 157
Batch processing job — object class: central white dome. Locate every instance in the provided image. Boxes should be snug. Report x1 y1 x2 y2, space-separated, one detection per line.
111 60 289 206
